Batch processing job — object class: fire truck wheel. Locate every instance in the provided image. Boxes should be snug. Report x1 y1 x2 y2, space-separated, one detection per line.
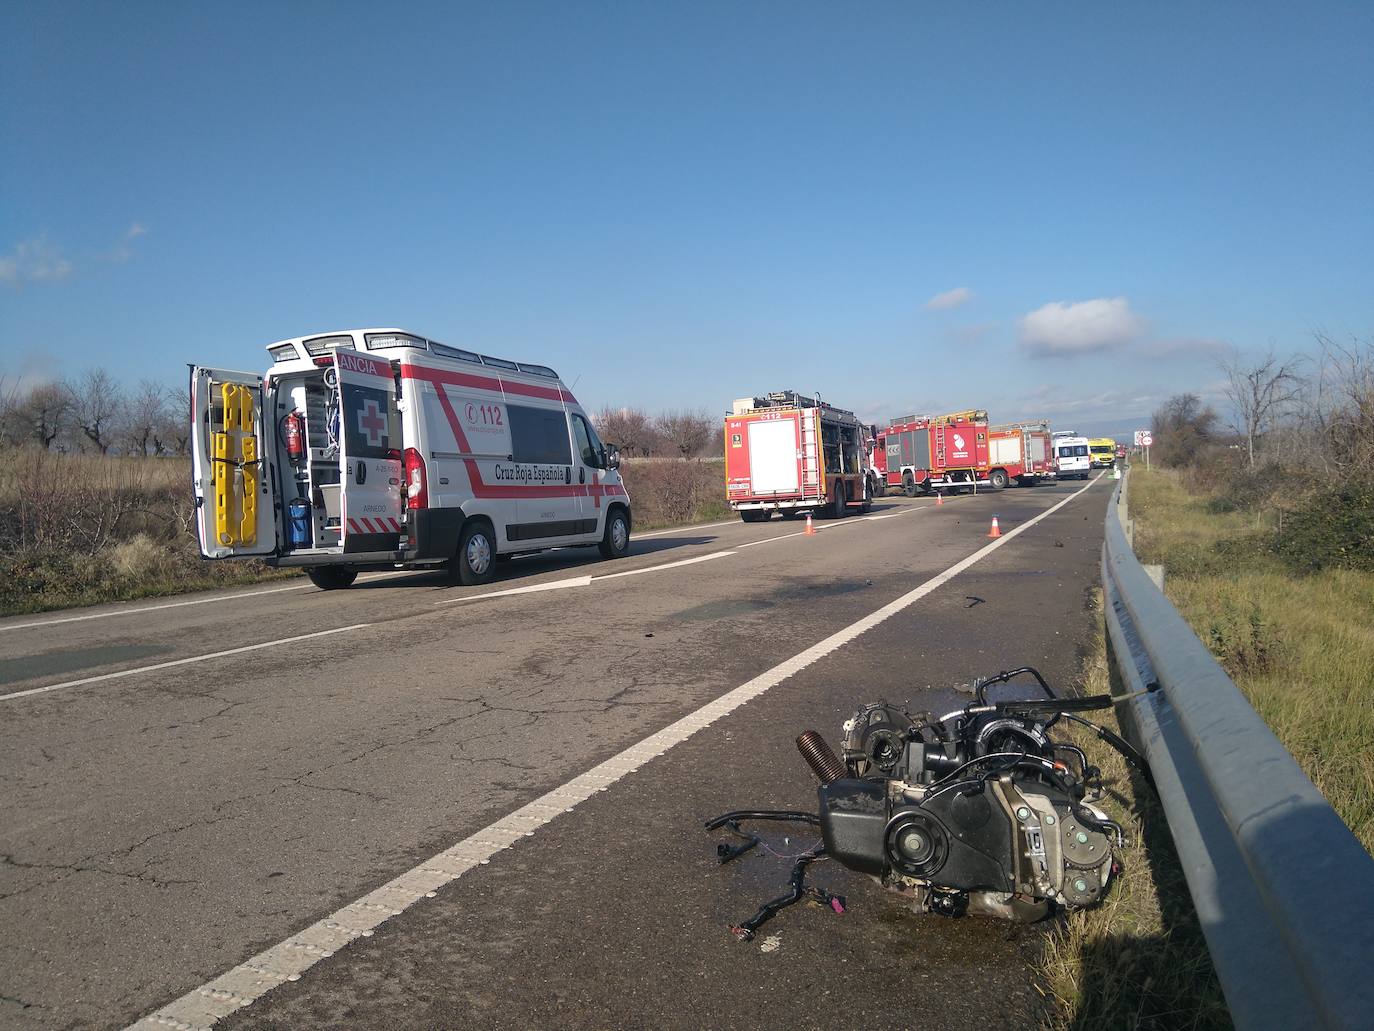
871 475 886 498
451 520 497 586
599 507 632 559
306 566 357 590
740 510 769 523
831 482 847 519
903 475 919 498
988 469 1009 490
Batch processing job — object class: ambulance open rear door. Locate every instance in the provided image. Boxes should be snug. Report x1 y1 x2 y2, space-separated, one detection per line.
190 366 279 559
332 348 404 554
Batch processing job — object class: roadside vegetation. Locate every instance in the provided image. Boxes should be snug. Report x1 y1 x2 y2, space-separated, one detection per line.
1130 331 1373 854
0 378 730 615
1038 601 1230 1029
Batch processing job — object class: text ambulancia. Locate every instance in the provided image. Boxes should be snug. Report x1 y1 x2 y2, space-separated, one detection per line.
189 329 631 589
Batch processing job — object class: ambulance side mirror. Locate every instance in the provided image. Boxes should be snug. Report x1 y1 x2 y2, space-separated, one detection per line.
605 446 621 470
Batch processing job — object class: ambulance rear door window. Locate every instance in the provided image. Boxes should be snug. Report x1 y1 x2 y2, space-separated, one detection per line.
341 382 400 458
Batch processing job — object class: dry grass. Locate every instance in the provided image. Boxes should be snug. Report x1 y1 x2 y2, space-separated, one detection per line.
1131 468 1374 853
1038 593 1230 1030
0 449 733 615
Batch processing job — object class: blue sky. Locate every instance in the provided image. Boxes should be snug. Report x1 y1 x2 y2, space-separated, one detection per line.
3 1 1371 436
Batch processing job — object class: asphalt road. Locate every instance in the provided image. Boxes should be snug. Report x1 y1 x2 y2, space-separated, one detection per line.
0 476 1111 1030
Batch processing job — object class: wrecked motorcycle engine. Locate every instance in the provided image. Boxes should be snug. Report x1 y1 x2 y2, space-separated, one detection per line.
708 668 1148 937
802 668 1125 922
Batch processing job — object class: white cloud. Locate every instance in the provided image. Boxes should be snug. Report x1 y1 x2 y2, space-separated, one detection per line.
1019 297 1147 357
0 236 73 287
105 222 150 265
924 286 973 311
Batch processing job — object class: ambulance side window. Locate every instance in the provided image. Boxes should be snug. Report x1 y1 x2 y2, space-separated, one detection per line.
570 413 605 469
508 404 572 465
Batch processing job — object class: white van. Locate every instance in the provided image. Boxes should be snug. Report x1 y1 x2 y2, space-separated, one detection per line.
1053 435 1092 480
190 329 631 589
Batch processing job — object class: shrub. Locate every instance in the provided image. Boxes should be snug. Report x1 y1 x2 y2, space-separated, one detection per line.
1272 477 1374 573
617 458 728 529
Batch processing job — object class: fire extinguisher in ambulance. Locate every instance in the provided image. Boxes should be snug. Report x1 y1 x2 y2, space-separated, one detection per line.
283 411 305 466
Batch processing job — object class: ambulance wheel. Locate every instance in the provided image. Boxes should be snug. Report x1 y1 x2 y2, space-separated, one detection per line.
306 566 357 590
988 469 1009 490
451 520 496 586
599 507 631 559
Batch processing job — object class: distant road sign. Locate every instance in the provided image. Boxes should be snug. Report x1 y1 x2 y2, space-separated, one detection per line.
1134 430 1153 447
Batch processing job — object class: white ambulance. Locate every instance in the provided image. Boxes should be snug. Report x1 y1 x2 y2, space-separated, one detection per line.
190 329 631 589
1052 435 1092 480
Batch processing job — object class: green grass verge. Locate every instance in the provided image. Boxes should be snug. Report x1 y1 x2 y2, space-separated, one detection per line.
1131 468 1374 853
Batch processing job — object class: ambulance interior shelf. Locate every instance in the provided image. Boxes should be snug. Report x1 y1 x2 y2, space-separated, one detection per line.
275 372 342 551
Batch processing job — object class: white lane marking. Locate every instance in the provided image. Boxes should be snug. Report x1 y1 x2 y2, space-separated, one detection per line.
0 583 312 632
634 518 740 540
126 474 1102 1031
0 571 413 634
435 575 594 605
594 550 735 580
737 530 807 548
0 624 372 702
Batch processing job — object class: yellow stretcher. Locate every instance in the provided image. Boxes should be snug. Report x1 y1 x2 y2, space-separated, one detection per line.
213 382 259 547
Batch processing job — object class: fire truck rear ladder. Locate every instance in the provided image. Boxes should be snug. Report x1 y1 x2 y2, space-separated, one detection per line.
801 413 821 499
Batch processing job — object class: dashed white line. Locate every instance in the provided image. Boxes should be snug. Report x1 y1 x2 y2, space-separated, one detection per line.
0 583 313 632
633 517 740 540
0 624 372 702
594 550 735 580
126 474 1101 1031
0 571 413 633
436 575 594 604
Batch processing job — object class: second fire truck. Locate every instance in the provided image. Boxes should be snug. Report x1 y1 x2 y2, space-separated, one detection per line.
867 412 1054 494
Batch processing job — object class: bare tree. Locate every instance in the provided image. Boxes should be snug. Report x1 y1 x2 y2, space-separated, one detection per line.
157 386 191 456
0 376 20 445
124 379 169 455
593 406 661 457
655 408 714 458
1150 392 1218 467
24 382 73 450
1305 332 1374 473
1218 346 1304 470
67 368 124 454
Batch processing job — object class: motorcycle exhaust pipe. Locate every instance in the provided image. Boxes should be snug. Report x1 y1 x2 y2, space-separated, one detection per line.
796 730 847 784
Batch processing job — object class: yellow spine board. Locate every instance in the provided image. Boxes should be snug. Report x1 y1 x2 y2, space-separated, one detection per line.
214 430 232 545
213 382 259 548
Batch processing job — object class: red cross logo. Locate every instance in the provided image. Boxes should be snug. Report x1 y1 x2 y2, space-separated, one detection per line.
591 472 601 509
358 399 387 448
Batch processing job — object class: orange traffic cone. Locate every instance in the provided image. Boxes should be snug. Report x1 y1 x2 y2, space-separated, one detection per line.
804 513 816 536
987 515 1002 538
935 492 944 507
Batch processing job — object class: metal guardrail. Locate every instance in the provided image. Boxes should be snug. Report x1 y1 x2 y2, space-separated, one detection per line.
1103 472 1374 1030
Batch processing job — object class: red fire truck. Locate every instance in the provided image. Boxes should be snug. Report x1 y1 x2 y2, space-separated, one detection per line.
987 421 1055 487
870 410 992 496
725 391 871 521
867 411 1057 494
